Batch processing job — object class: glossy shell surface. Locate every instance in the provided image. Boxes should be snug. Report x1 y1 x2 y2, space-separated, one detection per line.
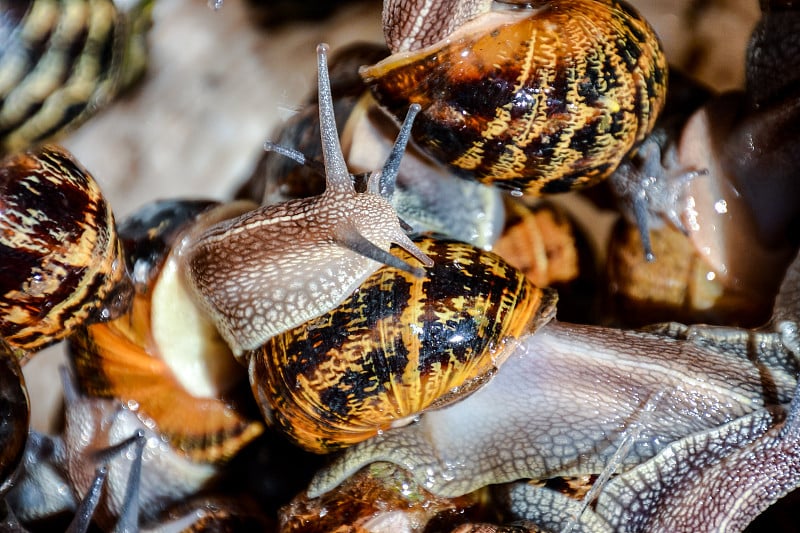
362 0 668 195
250 236 557 453
0 145 130 354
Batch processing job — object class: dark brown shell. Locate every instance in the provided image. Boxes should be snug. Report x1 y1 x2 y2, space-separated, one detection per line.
0 145 132 355
362 0 668 195
249 236 557 453
0 0 153 154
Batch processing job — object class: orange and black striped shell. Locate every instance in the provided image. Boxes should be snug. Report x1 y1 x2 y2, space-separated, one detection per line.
249 237 557 453
0 0 153 154
361 0 668 195
0 145 131 355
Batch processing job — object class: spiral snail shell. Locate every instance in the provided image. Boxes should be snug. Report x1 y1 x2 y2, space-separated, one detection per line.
363 0 668 195
0 0 153 154
249 236 557 453
0 145 132 356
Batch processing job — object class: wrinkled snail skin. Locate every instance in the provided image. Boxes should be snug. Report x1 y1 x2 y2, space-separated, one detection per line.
308 251 800 530
364 0 668 196
382 0 493 53
250 236 557 453
6 366 223 530
185 44 432 358
0 0 154 154
308 306 799 501
0 145 132 356
68 198 264 461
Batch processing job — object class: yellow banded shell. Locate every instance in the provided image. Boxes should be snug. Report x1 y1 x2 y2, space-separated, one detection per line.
249 236 557 453
362 0 668 195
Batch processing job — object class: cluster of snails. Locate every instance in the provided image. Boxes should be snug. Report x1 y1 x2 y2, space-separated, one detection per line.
0 0 799 531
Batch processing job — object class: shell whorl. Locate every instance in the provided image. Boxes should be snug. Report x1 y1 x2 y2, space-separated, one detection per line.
249 236 558 453
365 0 668 195
0 145 131 354
185 44 432 357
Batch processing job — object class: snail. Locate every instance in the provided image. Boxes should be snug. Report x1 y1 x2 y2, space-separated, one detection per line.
184 43 433 358
0 145 132 358
605 1 800 327
365 0 668 198
0 0 154 154
238 41 506 252
305 244 800 530
68 199 265 464
250 235 558 453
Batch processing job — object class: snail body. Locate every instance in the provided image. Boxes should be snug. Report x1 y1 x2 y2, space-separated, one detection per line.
363 0 668 195
0 145 131 356
69 199 264 465
250 236 557 453
0 0 153 154
185 44 433 358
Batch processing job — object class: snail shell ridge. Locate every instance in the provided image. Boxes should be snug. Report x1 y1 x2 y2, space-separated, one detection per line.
0 0 153 154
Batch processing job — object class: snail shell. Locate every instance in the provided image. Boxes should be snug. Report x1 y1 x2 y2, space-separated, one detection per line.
363 0 668 195
0 145 132 355
0 0 153 154
250 236 557 453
